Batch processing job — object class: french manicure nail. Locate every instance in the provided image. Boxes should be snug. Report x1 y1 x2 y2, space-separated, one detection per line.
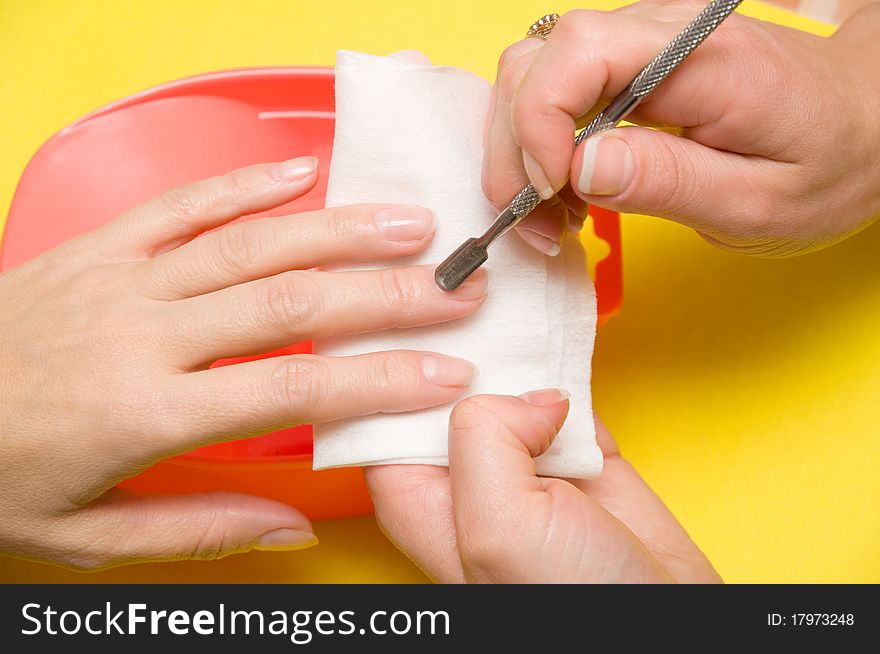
519 388 571 406
375 206 436 241
522 150 554 200
517 227 561 256
254 529 319 552
422 355 478 388
578 134 634 196
269 156 318 182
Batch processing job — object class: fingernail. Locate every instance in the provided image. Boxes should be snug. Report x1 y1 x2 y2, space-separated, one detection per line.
577 134 634 196
254 529 319 552
447 272 488 302
519 388 570 406
522 150 554 200
375 206 436 241
564 198 589 223
569 210 587 233
422 355 478 387
517 227 561 256
269 156 318 182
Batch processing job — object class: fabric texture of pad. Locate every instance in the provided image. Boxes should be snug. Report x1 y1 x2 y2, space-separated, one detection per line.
313 50 602 479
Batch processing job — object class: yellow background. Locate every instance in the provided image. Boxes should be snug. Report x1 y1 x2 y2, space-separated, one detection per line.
1 1 877 584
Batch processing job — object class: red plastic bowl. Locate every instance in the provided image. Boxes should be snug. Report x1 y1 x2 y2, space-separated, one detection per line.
1 68 622 519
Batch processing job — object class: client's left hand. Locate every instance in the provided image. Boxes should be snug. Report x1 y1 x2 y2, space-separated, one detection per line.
367 391 721 583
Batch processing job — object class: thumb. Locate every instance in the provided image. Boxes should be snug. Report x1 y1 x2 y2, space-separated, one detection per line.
572 126 781 251
449 390 570 510
58 490 316 570
448 391 672 583
447 390 569 580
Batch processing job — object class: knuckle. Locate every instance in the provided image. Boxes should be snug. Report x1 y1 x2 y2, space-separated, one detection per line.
497 58 526 103
262 271 319 330
555 9 600 42
224 168 252 200
66 266 110 305
497 42 521 73
511 96 565 157
450 395 502 433
214 224 265 276
159 184 206 224
189 537 226 562
47 519 122 572
187 495 239 561
496 43 536 102
378 267 421 315
272 356 329 417
327 207 362 242
368 353 412 394
648 135 697 214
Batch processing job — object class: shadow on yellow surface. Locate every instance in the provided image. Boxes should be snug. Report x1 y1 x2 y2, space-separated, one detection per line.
593 214 880 583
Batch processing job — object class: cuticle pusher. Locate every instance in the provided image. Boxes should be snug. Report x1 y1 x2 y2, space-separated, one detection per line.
434 0 744 291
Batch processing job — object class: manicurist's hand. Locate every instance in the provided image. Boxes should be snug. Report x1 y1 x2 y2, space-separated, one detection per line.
367 391 720 583
0 156 486 570
488 1 880 257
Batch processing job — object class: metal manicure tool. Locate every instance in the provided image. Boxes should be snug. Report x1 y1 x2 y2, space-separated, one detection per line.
434 0 744 291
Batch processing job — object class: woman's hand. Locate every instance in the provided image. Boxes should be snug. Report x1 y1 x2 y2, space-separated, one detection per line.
0 156 486 570
487 1 880 257
367 391 720 583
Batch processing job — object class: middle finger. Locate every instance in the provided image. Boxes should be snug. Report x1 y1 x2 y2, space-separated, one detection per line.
163 264 488 369
484 38 569 254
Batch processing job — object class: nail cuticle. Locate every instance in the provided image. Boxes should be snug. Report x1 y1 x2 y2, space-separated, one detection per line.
519 388 570 406
269 156 318 182
421 355 477 387
375 207 436 241
578 134 634 196
522 150 554 200
447 277 488 302
518 227 561 256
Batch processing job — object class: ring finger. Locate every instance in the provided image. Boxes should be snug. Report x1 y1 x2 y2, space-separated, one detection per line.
155 350 477 455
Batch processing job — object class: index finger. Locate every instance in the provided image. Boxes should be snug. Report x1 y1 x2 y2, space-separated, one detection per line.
482 37 570 255
97 156 319 259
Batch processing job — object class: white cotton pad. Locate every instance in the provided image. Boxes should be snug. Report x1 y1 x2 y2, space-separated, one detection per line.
312 50 602 479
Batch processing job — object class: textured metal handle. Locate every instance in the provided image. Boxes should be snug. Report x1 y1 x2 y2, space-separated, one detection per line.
508 185 543 219
574 0 743 147
574 92 640 146
502 0 744 228
435 0 744 291
630 0 742 97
